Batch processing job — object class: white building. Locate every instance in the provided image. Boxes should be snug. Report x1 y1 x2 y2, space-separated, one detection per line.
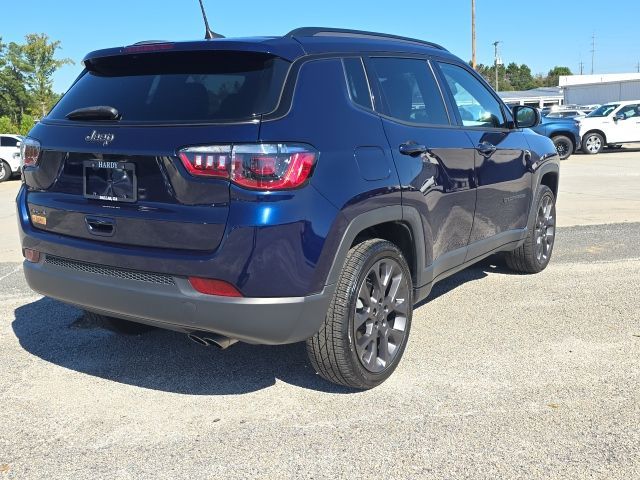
560 73 640 105
498 87 564 108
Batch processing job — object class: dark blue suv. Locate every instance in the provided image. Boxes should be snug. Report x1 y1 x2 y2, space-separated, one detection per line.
18 28 560 389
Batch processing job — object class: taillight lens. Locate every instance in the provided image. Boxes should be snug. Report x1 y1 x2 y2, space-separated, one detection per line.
178 145 231 178
178 144 318 190
21 137 41 168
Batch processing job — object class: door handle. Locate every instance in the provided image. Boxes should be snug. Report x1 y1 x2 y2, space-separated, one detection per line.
476 141 497 156
85 216 115 237
399 142 428 157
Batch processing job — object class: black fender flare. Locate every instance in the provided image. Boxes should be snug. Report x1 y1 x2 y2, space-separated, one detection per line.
324 205 427 288
526 159 560 229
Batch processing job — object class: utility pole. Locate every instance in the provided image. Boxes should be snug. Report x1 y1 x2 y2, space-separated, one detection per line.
636 61 640 73
579 61 584 75
590 33 596 74
471 0 476 69
493 41 502 91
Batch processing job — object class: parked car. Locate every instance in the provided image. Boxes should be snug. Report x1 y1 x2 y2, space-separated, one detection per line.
532 116 580 160
18 28 560 389
0 134 23 182
579 100 640 154
545 109 589 119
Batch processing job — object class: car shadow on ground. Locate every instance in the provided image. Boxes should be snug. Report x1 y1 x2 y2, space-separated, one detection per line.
12 257 512 396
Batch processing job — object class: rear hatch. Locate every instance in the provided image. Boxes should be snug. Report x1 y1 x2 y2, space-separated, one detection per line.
24 47 290 252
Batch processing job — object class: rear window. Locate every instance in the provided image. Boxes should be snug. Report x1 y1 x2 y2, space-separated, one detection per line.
48 51 290 124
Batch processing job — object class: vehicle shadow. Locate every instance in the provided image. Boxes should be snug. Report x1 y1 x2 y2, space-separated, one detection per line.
12 297 352 396
12 258 512 396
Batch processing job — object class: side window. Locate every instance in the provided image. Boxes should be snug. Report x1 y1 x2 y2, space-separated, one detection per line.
617 104 640 119
343 58 373 110
438 62 506 128
1 136 18 147
370 57 449 126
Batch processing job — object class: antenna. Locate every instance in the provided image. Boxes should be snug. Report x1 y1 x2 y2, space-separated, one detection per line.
197 0 224 39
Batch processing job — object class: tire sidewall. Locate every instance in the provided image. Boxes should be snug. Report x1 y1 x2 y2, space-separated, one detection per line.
0 161 9 182
552 136 573 160
342 243 413 387
531 186 556 270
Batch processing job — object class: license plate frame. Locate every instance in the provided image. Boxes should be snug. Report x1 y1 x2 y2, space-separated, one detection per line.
83 160 137 203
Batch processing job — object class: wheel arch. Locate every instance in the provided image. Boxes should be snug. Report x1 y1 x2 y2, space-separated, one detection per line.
325 206 427 289
549 131 576 149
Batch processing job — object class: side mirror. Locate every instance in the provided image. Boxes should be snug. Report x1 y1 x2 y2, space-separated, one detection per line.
615 113 625 122
16 141 22 148
513 105 541 129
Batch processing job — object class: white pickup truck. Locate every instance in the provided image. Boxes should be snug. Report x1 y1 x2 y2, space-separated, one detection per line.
0 134 23 182
578 101 640 154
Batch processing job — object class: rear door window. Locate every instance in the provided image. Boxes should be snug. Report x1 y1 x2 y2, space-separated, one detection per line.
48 51 290 124
369 57 450 126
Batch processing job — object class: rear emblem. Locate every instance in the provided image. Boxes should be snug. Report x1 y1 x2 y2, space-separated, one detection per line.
85 130 115 146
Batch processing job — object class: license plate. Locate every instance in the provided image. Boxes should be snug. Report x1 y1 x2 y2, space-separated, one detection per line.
83 160 137 203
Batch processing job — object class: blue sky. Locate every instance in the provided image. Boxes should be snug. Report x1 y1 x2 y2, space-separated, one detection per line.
4 0 640 92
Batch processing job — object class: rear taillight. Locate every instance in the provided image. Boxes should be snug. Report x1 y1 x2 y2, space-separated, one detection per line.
178 144 318 190
178 146 230 178
21 137 41 168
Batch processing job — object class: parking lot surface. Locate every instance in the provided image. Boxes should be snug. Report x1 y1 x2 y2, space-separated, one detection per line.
1 151 639 479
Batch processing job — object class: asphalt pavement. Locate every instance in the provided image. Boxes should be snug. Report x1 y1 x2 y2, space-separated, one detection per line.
0 151 639 479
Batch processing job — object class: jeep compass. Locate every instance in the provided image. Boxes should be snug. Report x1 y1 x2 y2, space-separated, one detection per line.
18 28 560 389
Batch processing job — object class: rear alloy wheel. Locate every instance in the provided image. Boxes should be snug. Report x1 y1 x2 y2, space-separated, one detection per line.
552 135 573 160
0 161 11 182
505 185 556 273
582 132 604 154
306 239 413 389
84 311 156 334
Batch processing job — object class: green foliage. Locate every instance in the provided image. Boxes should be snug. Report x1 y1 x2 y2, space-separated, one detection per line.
0 116 14 134
545 66 573 87
0 34 72 132
472 61 573 91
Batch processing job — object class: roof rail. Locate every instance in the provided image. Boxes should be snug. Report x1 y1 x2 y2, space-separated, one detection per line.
286 27 447 51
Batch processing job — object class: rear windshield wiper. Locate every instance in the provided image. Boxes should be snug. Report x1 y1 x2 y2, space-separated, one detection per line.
66 106 120 121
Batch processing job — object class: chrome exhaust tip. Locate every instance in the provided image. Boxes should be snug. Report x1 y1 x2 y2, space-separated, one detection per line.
187 333 209 346
202 334 239 350
187 332 238 349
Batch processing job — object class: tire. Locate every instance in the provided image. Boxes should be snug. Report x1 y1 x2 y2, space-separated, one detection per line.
307 239 413 389
0 161 11 182
505 185 556 274
84 311 156 334
581 132 604 154
551 135 573 160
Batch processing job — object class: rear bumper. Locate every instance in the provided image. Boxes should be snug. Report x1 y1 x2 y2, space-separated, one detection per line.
23 256 333 345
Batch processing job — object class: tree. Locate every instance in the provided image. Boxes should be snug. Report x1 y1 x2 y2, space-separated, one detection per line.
506 63 538 91
545 66 572 87
0 40 32 123
21 33 73 117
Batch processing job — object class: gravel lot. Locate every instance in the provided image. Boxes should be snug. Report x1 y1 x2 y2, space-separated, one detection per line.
1 151 639 479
